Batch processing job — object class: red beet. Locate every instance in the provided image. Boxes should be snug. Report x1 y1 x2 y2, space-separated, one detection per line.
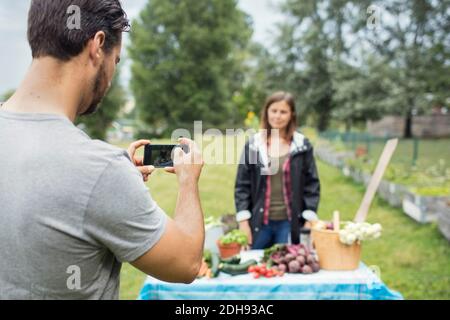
278 263 287 272
287 245 300 257
284 253 295 263
270 252 283 264
312 263 320 273
306 255 315 265
295 255 306 266
288 260 301 273
302 265 313 274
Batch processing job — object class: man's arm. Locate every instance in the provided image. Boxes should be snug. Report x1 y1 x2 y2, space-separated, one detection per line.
131 139 205 284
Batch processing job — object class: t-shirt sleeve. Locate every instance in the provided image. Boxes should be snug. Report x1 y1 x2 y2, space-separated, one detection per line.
83 154 168 263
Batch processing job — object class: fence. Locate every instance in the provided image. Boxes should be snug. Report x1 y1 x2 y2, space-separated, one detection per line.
319 131 421 166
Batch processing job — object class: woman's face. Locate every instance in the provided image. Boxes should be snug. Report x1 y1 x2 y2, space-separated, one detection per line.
267 100 292 132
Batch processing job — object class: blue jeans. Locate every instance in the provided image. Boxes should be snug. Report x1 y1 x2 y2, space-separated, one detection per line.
252 220 290 249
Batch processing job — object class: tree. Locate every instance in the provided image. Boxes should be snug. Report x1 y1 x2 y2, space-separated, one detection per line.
350 0 450 137
330 56 392 131
264 0 449 135
75 68 126 140
129 0 253 135
231 43 283 125
270 0 356 131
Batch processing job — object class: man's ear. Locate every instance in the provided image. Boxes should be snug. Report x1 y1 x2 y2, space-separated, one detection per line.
88 31 106 66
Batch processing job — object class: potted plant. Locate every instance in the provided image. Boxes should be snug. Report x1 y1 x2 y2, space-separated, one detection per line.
216 229 248 259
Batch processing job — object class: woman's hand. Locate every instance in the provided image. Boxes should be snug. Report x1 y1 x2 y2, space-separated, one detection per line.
127 139 155 182
239 220 253 250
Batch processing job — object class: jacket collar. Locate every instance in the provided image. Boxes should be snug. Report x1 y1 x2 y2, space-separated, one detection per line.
249 131 308 168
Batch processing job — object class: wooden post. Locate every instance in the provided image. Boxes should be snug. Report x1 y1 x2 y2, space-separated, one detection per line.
354 139 399 223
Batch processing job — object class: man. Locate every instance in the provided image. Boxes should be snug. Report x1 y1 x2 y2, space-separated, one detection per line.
0 0 204 299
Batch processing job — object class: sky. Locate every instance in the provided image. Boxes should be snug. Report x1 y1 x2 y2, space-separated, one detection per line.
0 0 284 96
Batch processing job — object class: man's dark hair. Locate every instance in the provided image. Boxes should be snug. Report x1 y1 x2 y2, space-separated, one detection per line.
27 0 130 61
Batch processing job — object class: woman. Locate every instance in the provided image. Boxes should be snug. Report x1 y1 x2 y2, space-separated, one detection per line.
235 91 320 249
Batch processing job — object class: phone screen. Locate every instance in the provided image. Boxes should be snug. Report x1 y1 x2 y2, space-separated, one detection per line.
143 144 177 168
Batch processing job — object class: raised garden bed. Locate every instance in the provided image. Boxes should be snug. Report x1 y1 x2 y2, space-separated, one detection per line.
316 146 450 229
402 193 450 224
315 146 352 169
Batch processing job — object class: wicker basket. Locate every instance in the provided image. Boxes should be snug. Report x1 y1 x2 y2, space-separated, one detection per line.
311 228 361 271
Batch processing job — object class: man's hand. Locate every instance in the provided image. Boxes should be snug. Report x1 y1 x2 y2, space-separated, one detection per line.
127 139 155 182
164 138 204 184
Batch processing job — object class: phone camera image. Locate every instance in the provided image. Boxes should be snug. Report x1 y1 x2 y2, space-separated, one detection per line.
154 148 173 167
143 144 188 168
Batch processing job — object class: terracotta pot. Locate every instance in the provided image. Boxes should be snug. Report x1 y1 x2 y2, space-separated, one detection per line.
216 240 241 259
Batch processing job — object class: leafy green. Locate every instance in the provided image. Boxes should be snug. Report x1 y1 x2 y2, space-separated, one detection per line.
203 249 212 268
218 229 248 246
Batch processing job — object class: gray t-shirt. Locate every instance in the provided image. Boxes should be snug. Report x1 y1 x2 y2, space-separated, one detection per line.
0 109 167 300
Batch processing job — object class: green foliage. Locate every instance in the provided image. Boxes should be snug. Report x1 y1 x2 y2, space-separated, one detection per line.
75 69 126 140
263 0 353 131
330 57 390 127
129 0 253 135
228 42 280 126
1 89 15 102
203 249 213 268
219 229 248 246
261 0 449 135
204 216 222 229
413 186 450 197
243 111 259 130
349 0 450 137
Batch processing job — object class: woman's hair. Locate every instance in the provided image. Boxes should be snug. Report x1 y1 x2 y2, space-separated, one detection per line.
260 91 297 141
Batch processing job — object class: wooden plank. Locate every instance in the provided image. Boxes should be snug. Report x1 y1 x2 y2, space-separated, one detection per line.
354 139 398 222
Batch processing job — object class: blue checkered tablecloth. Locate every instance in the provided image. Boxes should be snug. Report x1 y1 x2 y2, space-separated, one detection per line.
138 250 403 300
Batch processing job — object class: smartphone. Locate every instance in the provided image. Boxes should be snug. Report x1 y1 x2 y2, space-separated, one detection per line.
143 144 189 168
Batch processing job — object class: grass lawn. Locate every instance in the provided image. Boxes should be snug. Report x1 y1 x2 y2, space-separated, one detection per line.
115 139 450 300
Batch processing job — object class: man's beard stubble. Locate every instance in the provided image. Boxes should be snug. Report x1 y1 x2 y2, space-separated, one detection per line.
80 63 108 116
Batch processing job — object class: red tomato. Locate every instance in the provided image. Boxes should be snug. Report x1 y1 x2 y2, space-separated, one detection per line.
253 273 260 279
248 266 255 273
